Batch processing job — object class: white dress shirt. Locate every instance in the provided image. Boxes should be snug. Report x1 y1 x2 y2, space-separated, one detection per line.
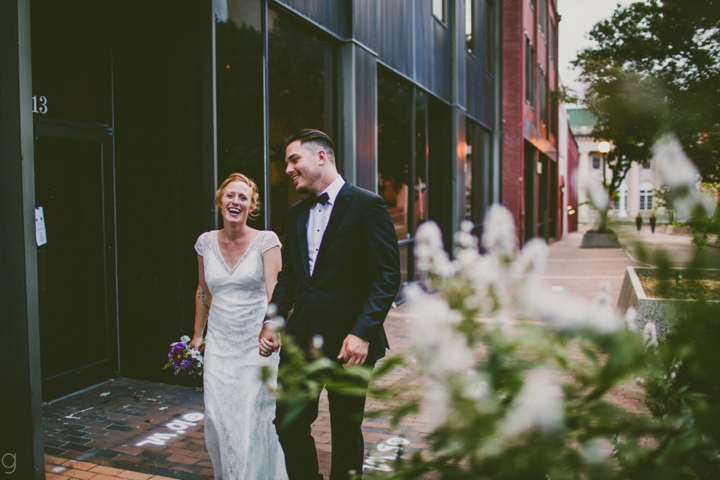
307 175 345 276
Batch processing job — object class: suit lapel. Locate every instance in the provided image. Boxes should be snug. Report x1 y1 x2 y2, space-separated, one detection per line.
297 201 311 280
313 182 353 276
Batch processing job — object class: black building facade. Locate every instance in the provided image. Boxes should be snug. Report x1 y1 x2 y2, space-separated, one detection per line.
1 1 502 477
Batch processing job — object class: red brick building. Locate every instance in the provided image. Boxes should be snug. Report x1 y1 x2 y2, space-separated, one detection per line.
501 0 560 245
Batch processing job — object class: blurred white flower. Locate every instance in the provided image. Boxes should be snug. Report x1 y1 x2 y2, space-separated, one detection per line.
583 282 623 333
455 221 478 251
653 134 699 190
583 438 612 464
500 369 564 436
410 295 474 374
424 382 451 429
180 335 191 343
522 286 621 333
463 370 489 401
587 181 610 213
624 307 638 332
643 321 659 348
312 335 324 349
517 238 549 277
416 222 453 278
463 294 481 311
482 205 517 257
593 282 613 308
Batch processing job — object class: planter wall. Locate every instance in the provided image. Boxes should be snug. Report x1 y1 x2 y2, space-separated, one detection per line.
617 267 720 337
581 231 621 248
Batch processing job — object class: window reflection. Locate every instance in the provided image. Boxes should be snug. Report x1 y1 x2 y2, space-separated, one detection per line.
415 91 429 229
378 69 413 241
467 121 493 237
216 0 264 228
268 9 337 238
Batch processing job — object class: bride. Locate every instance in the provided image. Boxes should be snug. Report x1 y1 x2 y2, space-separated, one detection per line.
189 173 287 480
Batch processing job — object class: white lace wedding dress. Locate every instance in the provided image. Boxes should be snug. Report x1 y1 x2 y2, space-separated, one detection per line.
194 230 287 480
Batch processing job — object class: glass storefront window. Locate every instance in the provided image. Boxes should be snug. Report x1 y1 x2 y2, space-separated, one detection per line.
268 9 337 238
216 0 265 228
467 120 494 237
378 69 413 241
415 91 429 229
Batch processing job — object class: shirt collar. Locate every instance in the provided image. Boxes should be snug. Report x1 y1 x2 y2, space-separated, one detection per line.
318 175 345 205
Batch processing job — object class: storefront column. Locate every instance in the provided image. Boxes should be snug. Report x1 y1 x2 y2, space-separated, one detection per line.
450 0 466 239
0 0 45 478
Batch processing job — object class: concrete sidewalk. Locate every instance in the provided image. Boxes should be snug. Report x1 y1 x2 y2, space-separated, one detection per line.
44 228 674 479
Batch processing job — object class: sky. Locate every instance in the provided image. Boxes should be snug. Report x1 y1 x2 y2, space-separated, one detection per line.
558 0 634 100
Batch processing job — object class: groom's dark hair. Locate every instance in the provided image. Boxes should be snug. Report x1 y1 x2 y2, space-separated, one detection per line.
286 129 336 164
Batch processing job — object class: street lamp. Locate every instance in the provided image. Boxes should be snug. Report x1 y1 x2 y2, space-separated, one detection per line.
597 141 611 191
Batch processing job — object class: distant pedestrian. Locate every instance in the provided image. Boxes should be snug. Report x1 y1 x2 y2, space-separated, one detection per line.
650 213 657 233
635 213 643 233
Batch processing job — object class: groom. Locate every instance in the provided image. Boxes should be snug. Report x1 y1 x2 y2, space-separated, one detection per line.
260 129 401 480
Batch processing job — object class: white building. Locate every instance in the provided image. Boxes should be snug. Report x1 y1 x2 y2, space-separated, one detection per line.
567 107 667 224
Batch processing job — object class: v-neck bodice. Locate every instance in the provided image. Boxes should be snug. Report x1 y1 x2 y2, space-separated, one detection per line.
212 230 262 274
195 230 281 307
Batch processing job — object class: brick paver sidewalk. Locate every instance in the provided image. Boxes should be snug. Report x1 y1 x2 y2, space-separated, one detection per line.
43 230 651 479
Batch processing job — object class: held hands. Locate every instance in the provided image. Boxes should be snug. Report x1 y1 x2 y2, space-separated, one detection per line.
258 322 281 357
337 334 368 367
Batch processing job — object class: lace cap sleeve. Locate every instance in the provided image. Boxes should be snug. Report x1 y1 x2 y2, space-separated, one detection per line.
195 232 210 257
261 231 282 255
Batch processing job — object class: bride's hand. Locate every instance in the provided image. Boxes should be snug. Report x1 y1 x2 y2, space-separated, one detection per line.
188 336 204 353
259 323 281 357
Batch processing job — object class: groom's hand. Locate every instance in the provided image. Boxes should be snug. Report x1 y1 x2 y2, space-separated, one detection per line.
337 334 368 367
259 323 281 357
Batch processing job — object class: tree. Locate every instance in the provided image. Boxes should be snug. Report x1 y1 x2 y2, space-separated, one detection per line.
572 0 720 197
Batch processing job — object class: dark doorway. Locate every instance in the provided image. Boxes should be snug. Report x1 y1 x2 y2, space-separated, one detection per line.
523 143 536 244
34 120 117 400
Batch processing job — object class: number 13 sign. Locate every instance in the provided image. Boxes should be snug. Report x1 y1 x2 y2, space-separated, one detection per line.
32 95 48 114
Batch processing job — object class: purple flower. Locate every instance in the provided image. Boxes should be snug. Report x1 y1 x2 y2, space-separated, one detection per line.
164 336 204 377
169 343 187 365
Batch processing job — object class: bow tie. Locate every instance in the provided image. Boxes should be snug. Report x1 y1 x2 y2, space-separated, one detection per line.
308 193 329 207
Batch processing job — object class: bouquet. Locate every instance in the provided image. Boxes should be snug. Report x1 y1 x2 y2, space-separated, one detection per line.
163 335 204 377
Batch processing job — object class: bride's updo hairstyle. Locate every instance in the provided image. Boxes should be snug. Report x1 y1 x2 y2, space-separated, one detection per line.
215 173 261 219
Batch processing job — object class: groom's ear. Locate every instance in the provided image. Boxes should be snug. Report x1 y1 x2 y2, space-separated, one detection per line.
317 149 328 166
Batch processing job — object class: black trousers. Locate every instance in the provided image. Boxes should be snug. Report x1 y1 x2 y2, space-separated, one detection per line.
275 358 374 480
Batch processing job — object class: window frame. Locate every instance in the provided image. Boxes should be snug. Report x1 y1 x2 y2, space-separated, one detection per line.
465 0 475 54
525 35 535 106
432 0 447 24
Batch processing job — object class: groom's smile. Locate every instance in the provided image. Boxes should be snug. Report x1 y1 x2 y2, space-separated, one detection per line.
285 140 325 194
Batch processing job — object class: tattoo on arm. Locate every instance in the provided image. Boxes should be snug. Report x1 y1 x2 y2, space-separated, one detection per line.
198 291 210 312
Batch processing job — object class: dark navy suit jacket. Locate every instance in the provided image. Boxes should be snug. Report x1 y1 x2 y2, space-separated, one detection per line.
270 181 401 361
